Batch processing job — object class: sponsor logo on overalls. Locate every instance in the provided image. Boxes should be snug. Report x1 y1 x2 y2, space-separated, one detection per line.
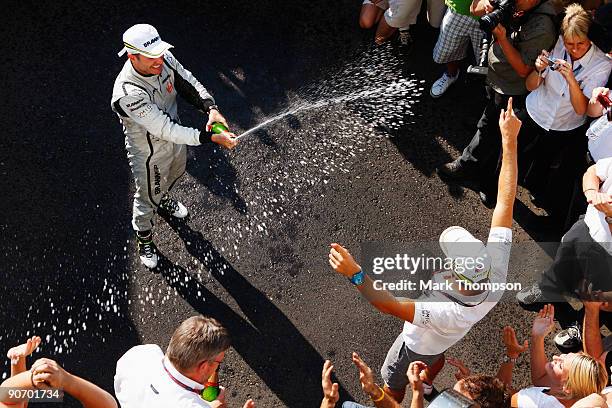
154 165 161 195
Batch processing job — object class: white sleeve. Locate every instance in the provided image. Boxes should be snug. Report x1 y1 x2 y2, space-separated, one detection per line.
411 301 462 330
582 62 612 101
486 227 512 282
596 157 612 181
116 88 202 146
517 387 557 408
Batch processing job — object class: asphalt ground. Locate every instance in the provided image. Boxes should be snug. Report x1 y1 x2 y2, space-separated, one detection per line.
1 1 565 407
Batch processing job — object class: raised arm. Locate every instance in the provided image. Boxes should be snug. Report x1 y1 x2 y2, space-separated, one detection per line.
582 301 606 362
492 25 534 78
329 243 415 323
491 97 521 229
496 326 528 394
530 305 556 386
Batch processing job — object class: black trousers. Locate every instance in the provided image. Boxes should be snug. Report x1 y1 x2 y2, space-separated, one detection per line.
538 217 612 329
458 87 526 192
515 111 589 220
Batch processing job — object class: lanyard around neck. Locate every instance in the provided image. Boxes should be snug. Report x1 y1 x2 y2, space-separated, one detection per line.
563 50 583 76
162 359 200 394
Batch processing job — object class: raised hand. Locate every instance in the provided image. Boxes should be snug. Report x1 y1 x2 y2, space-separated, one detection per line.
406 361 428 392
329 243 361 278
499 97 522 144
446 357 471 381
321 360 339 406
503 326 528 358
7 336 42 363
351 352 378 395
531 304 555 339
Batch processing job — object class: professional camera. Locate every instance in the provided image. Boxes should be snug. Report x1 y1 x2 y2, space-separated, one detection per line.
479 0 516 33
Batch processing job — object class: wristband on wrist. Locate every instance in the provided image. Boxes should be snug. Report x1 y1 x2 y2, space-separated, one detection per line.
583 188 597 194
350 270 365 286
207 104 219 114
370 385 385 402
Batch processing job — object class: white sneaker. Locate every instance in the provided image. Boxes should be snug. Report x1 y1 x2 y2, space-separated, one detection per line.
430 72 459 98
137 235 158 268
159 197 189 218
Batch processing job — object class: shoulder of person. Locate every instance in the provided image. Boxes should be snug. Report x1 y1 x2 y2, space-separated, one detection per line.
121 344 164 360
163 50 178 67
517 387 562 407
521 9 558 43
571 392 607 408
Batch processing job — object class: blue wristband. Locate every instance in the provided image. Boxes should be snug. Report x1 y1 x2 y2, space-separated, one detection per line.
350 270 365 286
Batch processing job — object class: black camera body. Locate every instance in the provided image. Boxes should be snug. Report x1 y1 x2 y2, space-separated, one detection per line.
479 0 516 33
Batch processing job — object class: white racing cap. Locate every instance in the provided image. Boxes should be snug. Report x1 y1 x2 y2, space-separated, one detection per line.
117 24 173 58
439 226 492 283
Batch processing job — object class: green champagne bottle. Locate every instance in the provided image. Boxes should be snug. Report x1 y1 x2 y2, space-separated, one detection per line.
200 371 220 402
211 122 229 134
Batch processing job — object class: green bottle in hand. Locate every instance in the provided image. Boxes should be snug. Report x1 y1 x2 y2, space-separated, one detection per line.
211 122 229 134
200 370 220 402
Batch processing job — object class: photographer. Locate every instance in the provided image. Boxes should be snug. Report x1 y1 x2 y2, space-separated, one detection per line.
437 0 557 206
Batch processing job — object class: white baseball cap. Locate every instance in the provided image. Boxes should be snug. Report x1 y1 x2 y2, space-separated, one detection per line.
439 226 492 283
117 24 173 58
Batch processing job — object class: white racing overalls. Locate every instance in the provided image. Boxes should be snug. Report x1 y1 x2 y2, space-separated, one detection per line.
111 51 215 231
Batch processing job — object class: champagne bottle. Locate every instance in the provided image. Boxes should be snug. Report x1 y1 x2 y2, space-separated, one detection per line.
211 122 229 134
200 370 220 402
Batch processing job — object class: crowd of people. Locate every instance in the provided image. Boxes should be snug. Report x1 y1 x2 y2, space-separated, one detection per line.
4 0 612 405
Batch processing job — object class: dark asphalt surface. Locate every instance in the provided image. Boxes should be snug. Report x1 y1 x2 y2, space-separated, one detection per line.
2 1 564 407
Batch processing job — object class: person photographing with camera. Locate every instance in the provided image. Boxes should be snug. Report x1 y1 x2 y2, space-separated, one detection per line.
437 0 557 206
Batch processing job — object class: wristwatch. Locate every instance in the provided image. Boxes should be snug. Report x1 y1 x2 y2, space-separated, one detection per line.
350 270 365 286
503 355 518 364
207 104 220 114
605 216 612 224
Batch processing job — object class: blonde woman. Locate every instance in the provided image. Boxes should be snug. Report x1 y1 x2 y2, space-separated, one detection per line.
511 304 608 407
519 4 611 220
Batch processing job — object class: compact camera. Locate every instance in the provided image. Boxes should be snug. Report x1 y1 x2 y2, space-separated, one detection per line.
542 55 559 71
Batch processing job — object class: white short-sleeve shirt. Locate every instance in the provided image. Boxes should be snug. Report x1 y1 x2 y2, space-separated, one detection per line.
517 387 564 408
114 344 212 408
584 157 612 253
587 114 612 162
402 227 512 355
526 36 612 131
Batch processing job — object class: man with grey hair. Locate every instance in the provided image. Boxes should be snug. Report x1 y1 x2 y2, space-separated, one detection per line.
114 315 254 407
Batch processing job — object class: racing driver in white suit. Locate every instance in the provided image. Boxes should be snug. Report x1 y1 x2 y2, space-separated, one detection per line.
111 24 237 268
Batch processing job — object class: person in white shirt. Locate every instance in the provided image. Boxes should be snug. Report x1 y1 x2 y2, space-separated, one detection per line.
518 4 612 220
512 304 607 408
328 98 519 403
586 86 612 162
114 316 254 408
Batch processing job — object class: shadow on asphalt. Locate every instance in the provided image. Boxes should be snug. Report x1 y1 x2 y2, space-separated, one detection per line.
156 217 354 407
